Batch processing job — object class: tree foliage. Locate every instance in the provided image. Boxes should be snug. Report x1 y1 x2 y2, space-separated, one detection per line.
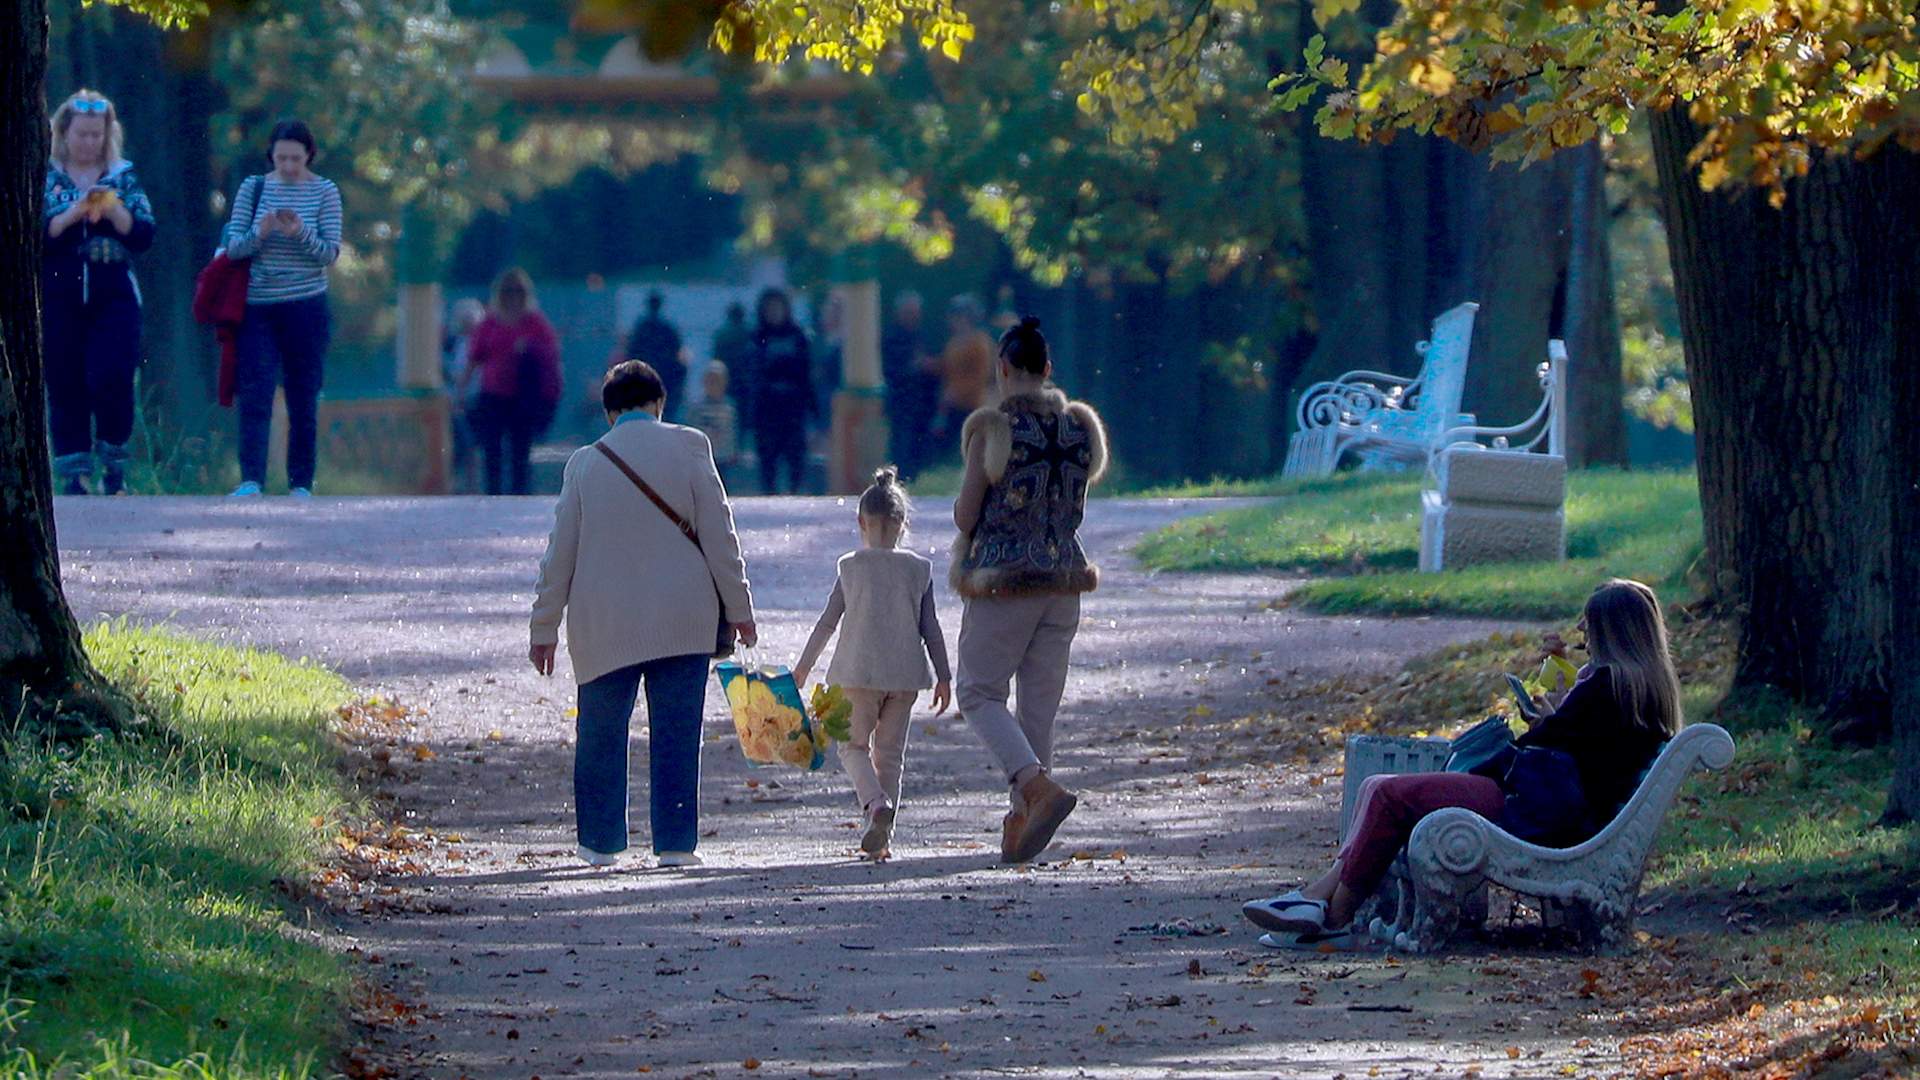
1271 0 1920 204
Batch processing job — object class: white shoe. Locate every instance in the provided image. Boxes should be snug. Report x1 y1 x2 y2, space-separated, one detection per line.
1242 890 1328 933
229 481 263 497
656 851 703 868
289 486 313 498
576 844 619 867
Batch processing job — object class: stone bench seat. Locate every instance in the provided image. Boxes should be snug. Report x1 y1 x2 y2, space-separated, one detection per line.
1342 723 1736 953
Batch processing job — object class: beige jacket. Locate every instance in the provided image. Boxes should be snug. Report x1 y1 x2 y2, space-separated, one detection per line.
531 416 754 684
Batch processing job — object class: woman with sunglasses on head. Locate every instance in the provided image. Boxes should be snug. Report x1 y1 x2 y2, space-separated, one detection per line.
1242 579 1683 946
43 90 156 496
220 119 342 497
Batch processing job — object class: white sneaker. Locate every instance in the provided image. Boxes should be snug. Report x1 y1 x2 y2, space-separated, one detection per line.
289 486 313 498
656 851 703 868
576 844 619 867
229 481 263 497
1242 890 1328 933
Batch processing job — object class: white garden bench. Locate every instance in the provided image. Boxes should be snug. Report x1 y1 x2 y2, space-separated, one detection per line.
1342 723 1736 953
1282 302 1479 479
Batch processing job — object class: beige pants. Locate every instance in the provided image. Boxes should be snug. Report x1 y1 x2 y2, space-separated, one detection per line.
956 592 1081 802
839 688 916 811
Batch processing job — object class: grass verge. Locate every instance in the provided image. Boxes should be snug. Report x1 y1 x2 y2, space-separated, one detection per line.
1136 469 1705 620
0 623 357 1078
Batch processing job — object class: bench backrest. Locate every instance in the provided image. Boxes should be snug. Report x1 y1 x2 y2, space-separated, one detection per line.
1398 302 1478 442
1564 723 1735 862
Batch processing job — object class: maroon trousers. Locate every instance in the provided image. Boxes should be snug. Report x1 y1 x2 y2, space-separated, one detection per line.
1338 772 1505 895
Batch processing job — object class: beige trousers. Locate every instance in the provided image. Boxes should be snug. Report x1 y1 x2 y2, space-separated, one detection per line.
956 592 1082 803
839 688 916 811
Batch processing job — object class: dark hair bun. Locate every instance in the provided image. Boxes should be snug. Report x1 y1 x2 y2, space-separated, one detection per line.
998 314 1050 374
871 465 900 488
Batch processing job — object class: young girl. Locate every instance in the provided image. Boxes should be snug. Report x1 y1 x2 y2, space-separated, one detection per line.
951 316 1108 864
794 467 953 858
1243 578 1683 943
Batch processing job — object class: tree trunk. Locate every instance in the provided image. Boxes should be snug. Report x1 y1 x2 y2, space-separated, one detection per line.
1558 141 1628 467
1880 150 1920 825
1650 107 1896 743
0 0 123 738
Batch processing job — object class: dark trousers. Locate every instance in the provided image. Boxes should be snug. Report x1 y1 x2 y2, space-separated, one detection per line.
471 393 550 495
44 292 140 472
756 419 807 494
236 296 330 490
574 653 711 855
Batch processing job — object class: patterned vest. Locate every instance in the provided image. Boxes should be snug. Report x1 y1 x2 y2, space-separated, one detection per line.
957 396 1098 597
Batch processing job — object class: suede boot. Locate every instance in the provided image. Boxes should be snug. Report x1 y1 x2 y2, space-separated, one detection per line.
1005 771 1077 863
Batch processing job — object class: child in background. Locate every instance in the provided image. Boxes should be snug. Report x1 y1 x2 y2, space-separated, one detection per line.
794 467 952 858
686 361 741 485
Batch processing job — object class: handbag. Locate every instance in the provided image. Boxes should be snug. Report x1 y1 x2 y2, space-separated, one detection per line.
1497 746 1596 845
713 648 826 771
192 175 264 407
593 440 735 659
1444 715 1517 779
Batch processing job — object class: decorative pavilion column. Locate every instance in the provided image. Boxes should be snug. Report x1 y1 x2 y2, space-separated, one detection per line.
829 277 887 495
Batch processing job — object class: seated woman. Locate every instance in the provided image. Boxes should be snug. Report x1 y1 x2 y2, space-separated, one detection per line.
1244 578 1682 941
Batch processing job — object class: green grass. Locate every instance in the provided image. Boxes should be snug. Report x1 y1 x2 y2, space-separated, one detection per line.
0 624 357 1079
1136 468 1705 620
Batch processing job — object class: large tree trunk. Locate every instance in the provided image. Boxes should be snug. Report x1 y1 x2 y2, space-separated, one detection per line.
1650 107 1897 743
1881 150 1920 825
0 0 122 737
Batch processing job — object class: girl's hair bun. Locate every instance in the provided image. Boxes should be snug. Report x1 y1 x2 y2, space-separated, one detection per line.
1019 315 1042 332
872 465 901 488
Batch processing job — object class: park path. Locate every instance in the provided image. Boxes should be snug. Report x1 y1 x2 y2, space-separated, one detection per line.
56 496 1617 1079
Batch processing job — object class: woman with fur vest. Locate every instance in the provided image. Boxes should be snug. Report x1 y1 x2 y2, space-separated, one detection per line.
951 316 1108 863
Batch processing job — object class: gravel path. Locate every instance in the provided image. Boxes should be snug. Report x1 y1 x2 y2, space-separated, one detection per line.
56 496 1610 1079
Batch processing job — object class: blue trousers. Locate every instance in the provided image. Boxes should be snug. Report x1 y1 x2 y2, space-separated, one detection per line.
236 295 330 489
574 653 710 855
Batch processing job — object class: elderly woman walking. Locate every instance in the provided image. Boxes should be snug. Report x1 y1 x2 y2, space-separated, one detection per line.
530 361 757 869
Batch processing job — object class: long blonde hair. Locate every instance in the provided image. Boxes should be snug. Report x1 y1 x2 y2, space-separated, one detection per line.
489 267 537 314
1583 579 1682 737
50 90 124 168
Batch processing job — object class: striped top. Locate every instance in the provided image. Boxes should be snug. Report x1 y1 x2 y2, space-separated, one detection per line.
221 174 342 304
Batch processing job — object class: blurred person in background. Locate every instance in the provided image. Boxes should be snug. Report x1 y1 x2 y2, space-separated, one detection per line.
749 288 817 494
463 268 561 495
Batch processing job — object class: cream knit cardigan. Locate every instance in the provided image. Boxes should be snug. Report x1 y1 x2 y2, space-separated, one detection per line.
531 417 755 684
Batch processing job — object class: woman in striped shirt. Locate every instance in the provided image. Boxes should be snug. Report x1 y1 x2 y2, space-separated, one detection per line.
220 119 342 497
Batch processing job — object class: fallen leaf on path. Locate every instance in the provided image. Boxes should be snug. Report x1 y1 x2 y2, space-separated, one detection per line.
1028 969 1047 983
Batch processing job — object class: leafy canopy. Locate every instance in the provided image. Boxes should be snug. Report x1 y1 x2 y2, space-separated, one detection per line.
1270 0 1920 204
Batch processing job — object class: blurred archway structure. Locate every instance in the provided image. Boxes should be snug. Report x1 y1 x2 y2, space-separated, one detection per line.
393 8 884 493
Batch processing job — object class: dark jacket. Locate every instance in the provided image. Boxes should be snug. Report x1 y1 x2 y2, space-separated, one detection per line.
43 161 156 310
750 322 816 428
1514 665 1669 819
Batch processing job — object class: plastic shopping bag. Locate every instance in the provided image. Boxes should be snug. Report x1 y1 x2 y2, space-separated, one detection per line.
714 653 826 771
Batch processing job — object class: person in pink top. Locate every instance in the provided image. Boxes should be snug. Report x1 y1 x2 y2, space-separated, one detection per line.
462 267 562 495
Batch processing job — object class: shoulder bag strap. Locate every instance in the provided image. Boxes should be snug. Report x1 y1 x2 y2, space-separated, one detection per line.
595 440 699 547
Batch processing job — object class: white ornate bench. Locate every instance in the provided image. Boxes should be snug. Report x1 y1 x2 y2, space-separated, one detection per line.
1343 723 1736 953
1283 302 1479 478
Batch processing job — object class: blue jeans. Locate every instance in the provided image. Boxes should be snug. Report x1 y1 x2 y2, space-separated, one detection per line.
236 295 330 489
575 653 710 855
